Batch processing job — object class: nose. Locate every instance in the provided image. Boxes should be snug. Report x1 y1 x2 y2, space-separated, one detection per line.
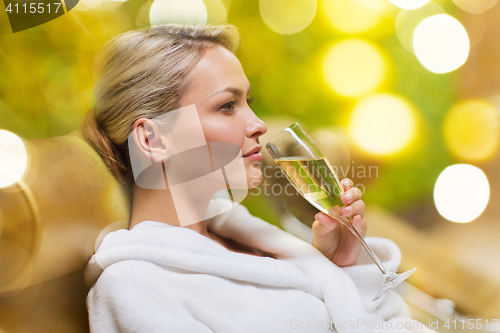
245 111 267 140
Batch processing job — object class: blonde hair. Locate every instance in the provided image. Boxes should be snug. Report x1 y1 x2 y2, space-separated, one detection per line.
81 24 240 189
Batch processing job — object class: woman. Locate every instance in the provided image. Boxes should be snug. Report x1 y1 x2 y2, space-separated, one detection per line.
82 24 430 332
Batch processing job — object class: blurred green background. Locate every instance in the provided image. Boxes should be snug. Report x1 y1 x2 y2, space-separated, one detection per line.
0 0 467 217
3 0 498 230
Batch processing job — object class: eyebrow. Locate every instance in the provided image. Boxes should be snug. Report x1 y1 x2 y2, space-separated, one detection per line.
207 86 252 100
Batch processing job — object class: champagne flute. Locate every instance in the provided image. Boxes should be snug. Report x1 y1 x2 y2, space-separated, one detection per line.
265 122 416 301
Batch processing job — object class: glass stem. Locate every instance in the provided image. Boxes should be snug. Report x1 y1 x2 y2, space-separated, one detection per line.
336 215 388 276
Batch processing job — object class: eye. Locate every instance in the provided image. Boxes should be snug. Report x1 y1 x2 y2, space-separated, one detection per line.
247 97 254 105
219 100 236 112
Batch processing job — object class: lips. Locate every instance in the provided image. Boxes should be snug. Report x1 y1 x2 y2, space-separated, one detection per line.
243 145 263 162
243 145 262 157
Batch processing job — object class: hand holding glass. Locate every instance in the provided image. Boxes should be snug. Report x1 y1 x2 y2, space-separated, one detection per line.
266 123 416 301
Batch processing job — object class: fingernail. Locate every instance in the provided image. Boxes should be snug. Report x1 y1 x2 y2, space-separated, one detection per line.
343 192 351 203
342 206 352 214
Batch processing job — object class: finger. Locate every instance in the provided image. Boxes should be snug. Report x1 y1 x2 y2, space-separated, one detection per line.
340 178 354 192
341 200 365 217
313 213 339 233
352 214 367 237
341 186 362 205
312 215 341 257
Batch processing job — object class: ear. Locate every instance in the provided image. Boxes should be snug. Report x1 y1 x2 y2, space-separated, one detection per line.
131 118 168 163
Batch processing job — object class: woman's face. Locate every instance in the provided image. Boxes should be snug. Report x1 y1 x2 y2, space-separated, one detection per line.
179 45 268 189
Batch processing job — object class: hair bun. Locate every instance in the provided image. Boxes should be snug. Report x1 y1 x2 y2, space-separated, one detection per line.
81 108 128 186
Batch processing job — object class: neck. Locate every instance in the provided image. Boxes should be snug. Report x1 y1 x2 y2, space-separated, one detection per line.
128 183 210 238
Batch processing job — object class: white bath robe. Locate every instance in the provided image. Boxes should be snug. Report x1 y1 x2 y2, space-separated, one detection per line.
85 198 434 333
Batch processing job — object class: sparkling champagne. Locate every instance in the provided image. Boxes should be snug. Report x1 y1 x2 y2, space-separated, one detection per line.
267 122 417 301
276 157 345 217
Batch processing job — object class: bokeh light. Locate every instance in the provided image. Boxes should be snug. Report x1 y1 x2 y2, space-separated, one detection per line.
150 0 208 26
322 0 383 34
259 0 317 35
444 100 500 161
389 0 430 10
74 0 105 11
452 0 497 14
0 130 28 188
221 0 231 11
204 0 228 24
355 0 391 10
74 0 125 13
413 14 470 74
348 94 416 156
322 39 386 98
434 164 490 223
395 1 445 54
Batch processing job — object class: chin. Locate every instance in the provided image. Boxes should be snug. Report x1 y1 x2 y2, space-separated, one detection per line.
246 171 263 189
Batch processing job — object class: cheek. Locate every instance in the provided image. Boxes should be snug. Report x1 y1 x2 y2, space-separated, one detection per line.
201 117 245 150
